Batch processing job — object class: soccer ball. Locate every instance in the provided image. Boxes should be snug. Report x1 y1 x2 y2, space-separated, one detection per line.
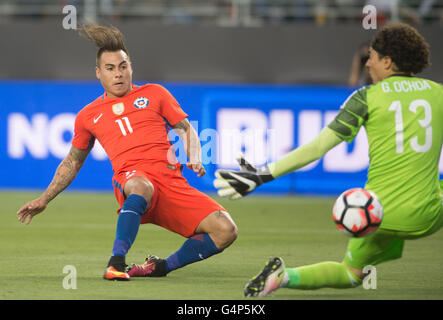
332 188 383 238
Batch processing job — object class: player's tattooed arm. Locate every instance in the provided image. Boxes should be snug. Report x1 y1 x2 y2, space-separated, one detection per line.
42 146 91 204
172 118 193 159
172 118 205 177
172 118 190 133
17 146 91 224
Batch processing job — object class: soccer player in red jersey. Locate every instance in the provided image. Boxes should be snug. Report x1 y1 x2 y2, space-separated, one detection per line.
17 25 238 281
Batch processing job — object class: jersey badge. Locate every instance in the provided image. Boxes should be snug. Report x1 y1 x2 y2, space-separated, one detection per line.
112 102 125 115
134 97 149 109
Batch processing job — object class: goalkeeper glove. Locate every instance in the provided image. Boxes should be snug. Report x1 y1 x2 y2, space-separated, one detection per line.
213 154 274 200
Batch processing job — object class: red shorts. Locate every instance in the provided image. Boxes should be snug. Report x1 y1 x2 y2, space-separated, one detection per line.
112 162 226 238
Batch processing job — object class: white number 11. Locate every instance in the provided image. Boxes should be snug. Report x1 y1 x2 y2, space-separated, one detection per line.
115 117 133 136
388 99 432 154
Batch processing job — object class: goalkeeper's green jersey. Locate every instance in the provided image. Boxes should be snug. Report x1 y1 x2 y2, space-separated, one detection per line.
329 75 443 231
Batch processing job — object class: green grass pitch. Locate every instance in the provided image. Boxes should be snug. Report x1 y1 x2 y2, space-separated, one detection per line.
1 191 442 300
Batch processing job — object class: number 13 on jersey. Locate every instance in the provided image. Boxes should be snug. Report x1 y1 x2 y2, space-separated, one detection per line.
388 99 432 154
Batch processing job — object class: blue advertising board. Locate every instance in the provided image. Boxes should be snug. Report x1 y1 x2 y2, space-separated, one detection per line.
1 80 441 195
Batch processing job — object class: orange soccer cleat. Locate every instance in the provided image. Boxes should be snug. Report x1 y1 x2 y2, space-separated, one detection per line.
103 265 130 281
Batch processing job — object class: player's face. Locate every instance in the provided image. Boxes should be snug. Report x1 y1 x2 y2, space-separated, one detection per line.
96 50 133 98
366 47 393 84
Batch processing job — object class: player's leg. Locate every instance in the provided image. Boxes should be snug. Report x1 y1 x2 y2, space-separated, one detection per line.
110 176 153 258
128 209 238 277
245 258 362 297
193 209 238 249
105 175 154 280
245 229 403 296
163 210 238 273
280 231 403 289
245 200 443 296
128 173 237 277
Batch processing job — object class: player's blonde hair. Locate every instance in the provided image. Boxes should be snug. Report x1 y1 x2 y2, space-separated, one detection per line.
79 24 130 66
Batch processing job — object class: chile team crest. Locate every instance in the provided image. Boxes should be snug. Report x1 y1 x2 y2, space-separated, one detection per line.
134 97 149 109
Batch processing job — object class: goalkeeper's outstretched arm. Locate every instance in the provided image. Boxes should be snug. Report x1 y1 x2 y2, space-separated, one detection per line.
268 126 343 179
214 127 343 199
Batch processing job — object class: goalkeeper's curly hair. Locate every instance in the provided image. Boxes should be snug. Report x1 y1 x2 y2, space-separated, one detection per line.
370 23 430 75
78 23 130 66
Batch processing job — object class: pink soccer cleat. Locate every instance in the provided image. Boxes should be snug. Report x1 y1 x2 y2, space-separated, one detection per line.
127 255 167 277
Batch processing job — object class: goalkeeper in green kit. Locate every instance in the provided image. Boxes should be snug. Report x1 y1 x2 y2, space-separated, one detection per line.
214 23 443 297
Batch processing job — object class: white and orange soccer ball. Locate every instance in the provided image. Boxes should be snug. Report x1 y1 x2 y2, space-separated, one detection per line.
332 188 383 238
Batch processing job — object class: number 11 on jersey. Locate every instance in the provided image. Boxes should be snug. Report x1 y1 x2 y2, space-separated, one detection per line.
115 117 133 136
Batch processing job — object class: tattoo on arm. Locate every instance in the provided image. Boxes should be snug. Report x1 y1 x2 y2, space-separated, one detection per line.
172 119 201 164
42 146 90 203
172 119 190 133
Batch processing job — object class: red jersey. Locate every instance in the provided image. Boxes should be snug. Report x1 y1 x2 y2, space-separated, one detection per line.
72 83 187 173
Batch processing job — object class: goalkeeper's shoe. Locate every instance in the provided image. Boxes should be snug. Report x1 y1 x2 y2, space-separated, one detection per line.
214 153 274 200
127 255 168 277
244 257 285 297
103 256 130 281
